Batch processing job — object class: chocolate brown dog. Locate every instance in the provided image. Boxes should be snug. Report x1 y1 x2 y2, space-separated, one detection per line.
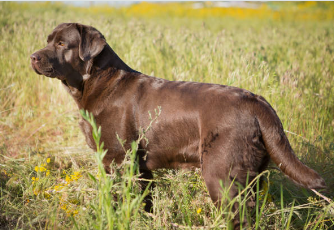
31 23 326 228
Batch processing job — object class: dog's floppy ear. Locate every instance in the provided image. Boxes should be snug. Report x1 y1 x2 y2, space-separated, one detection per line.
77 24 106 62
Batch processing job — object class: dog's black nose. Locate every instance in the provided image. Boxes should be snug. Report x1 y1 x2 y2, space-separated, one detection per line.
30 53 42 62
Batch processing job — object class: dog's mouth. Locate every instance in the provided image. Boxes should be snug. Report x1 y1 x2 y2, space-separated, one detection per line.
31 62 55 78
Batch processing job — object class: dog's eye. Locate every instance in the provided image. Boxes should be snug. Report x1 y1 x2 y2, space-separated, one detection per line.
57 41 65 47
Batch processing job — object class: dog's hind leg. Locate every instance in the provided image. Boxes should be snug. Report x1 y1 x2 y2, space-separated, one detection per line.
138 168 155 212
201 145 258 229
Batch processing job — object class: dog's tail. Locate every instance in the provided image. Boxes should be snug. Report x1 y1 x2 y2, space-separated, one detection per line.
254 96 326 190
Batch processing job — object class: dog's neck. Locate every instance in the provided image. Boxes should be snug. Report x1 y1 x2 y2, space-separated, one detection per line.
62 45 139 106
93 45 138 73
62 77 83 102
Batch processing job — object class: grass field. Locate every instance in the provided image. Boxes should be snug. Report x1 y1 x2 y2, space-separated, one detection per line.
0 2 334 229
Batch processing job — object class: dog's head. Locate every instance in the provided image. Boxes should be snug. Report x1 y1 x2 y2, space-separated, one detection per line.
31 23 106 81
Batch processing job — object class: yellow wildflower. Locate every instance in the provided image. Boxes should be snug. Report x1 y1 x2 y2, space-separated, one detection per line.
54 184 64 191
39 164 47 172
65 208 79 217
46 158 51 163
33 188 39 195
35 164 46 172
72 210 79 216
65 175 72 183
31 177 39 184
196 208 202 214
40 167 46 172
71 172 82 181
46 170 50 176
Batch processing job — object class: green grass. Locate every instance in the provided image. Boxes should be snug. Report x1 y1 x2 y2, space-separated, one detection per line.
1 2 334 229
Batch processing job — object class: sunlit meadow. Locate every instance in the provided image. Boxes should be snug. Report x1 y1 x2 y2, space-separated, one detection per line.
0 2 333 229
